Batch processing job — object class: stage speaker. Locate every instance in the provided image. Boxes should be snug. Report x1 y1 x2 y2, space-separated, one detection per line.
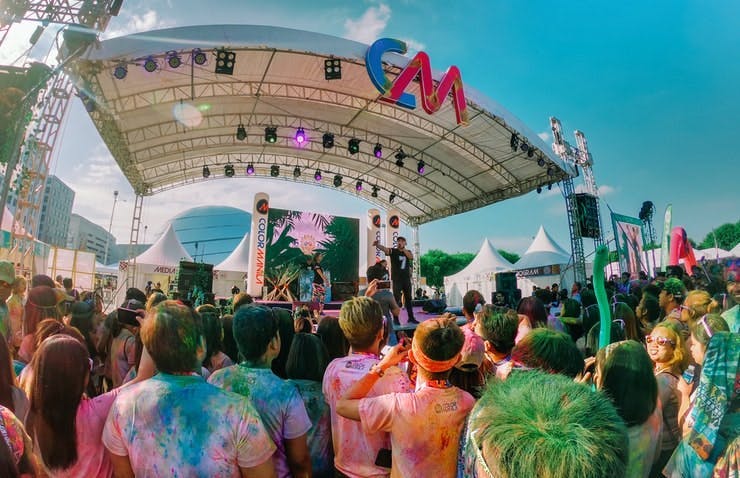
574 193 601 239
495 272 517 293
332 282 356 301
177 261 214 296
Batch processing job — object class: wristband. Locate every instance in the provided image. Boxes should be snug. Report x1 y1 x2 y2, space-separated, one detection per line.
369 364 385 377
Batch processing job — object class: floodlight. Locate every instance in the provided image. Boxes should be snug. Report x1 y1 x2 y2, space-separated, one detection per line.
246 164 255 175
417 160 425 174
294 127 306 145
166 50 182 68
333 175 342 187
235 124 247 141
324 58 342 80
202 165 210 178
215 48 236 75
224 164 235 177
113 64 127 80
537 157 546 167
192 48 207 65
371 186 379 198
355 180 362 191
265 127 277 143
373 143 382 158
322 133 334 148
314 169 322 181
520 142 529 153
270 165 280 177
143 56 158 72
348 138 360 155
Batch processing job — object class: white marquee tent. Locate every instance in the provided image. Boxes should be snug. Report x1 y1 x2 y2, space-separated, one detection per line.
213 233 249 298
732 243 740 257
127 223 192 294
444 238 513 307
514 226 573 296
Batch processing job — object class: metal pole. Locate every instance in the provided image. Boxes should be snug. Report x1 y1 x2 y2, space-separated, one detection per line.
103 190 118 264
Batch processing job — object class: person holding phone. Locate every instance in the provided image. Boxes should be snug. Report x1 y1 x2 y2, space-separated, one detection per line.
373 237 418 324
110 299 144 388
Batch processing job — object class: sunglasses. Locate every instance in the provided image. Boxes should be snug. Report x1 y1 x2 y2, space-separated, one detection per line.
645 335 675 347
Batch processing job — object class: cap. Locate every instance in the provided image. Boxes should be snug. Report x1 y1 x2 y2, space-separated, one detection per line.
455 327 485 371
0 261 14 284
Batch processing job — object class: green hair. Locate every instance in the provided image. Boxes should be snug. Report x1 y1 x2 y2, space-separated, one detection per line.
471 370 628 478
662 278 686 302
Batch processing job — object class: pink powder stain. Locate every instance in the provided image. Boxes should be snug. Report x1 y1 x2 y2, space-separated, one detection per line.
331 378 342 395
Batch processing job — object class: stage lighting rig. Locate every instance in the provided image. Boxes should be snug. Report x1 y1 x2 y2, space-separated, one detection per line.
166 51 182 68
270 165 280 177
314 170 322 181
293 167 301 178
215 48 236 75
246 164 255 175
322 133 334 148
202 166 210 178
333 175 343 187
235 124 247 141
373 143 383 158
265 127 277 143
348 138 360 155
192 48 207 65
224 164 235 177
324 58 342 80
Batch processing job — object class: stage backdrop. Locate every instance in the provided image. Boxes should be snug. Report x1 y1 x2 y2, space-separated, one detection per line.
264 208 359 301
611 213 646 279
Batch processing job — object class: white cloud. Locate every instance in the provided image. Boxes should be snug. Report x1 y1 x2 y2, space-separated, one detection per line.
343 4 392 44
400 38 425 53
575 183 617 196
537 131 551 142
102 10 173 39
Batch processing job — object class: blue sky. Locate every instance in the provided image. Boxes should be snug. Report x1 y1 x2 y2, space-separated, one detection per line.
2 0 738 258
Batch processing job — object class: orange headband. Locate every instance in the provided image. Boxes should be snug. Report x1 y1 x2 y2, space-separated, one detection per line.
410 338 460 373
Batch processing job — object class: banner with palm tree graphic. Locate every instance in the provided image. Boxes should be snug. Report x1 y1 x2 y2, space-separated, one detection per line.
265 208 359 298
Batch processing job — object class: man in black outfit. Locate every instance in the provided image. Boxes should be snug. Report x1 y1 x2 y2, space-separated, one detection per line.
373 237 418 324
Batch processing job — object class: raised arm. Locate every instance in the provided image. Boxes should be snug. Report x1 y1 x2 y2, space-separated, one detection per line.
372 240 390 256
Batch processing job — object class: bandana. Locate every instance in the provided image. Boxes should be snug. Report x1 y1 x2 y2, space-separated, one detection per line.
410 337 460 373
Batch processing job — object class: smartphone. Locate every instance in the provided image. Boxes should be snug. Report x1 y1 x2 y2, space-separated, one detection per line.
117 307 142 327
377 280 392 290
682 364 696 384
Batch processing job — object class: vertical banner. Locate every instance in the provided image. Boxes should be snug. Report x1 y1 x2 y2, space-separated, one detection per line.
247 193 269 297
367 209 382 274
611 213 646 279
386 209 401 279
660 204 672 273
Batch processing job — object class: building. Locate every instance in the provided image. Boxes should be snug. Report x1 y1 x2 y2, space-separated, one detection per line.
169 206 251 265
38 175 75 247
67 213 117 264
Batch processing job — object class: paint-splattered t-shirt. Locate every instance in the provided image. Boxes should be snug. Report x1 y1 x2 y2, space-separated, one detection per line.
359 384 475 478
322 353 412 478
288 379 333 477
208 365 312 478
102 373 275 477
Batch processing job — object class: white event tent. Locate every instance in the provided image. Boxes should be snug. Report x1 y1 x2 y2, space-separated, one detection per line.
127 223 192 294
213 233 249 298
444 238 514 307
731 243 740 258
514 226 573 296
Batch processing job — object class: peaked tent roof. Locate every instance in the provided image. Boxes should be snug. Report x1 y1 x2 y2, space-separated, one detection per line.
134 223 192 266
215 233 250 272
515 225 571 270
694 247 733 260
732 243 740 257
445 238 513 282
66 25 575 226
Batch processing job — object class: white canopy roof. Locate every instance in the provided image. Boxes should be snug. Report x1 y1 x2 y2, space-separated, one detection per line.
67 24 574 226
514 225 571 270
731 243 740 257
694 247 733 260
134 223 192 266
445 238 513 283
215 232 250 272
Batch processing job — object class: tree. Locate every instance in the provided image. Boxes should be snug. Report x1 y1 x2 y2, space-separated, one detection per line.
698 221 740 251
420 249 475 288
498 249 520 265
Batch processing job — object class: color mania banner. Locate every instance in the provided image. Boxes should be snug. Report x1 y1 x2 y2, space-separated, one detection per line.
611 212 646 279
247 192 269 296
367 209 382 272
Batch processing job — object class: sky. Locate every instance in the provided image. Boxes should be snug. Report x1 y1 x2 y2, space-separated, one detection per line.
1 0 738 259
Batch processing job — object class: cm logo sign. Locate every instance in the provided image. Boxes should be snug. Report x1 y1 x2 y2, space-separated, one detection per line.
365 38 469 126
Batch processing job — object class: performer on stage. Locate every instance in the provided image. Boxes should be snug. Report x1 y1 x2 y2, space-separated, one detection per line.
311 252 328 316
373 237 418 324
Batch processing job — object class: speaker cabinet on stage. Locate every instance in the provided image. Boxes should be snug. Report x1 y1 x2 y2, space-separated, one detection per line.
494 272 518 307
177 261 214 296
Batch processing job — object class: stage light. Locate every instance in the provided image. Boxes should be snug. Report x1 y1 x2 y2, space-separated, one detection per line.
215 48 236 75
394 148 407 161
537 157 546 167
293 167 301 178
294 127 306 145
324 58 342 80
348 138 360 155
192 48 207 65
510 133 519 152
395 157 405 168
527 148 534 158
537 186 542 194
520 142 529 153
355 180 362 192
322 133 334 148
547 166 555 177
389 192 396 203
371 186 379 198
333 175 342 187
202 165 210 178
143 56 158 73
547 183 553 191
246 164 255 175
270 165 280 177
235 124 247 141
166 50 182 68
265 127 277 143
113 64 127 80
224 164 235 177
314 169 322 181
373 143 383 158
417 160 425 174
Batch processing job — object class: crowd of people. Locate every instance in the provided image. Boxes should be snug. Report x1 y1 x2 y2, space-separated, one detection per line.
0 256 736 477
